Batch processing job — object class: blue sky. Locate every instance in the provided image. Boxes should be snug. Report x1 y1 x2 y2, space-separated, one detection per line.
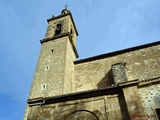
0 0 160 119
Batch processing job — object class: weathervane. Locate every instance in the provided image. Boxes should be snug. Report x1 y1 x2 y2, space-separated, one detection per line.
65 2 68 10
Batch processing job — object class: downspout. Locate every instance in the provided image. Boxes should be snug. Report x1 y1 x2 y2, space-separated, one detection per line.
28 99 45 107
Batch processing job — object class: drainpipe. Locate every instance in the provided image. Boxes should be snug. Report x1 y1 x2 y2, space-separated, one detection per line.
28 99 45 107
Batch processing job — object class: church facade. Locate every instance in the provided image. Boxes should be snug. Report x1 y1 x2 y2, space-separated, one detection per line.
24 9 160 120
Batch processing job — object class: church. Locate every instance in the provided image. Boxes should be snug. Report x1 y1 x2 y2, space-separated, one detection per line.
24 8 160 120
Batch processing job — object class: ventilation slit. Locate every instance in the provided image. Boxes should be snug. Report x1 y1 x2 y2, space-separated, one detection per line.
52 49 54 53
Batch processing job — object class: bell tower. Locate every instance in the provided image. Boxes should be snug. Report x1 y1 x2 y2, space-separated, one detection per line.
28 8 78 100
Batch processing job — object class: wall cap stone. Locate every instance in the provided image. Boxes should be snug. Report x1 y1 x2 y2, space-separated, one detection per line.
27 86 120 105
118 76 160 87
138 76 160 86
74 41 160 64
118 79 139 86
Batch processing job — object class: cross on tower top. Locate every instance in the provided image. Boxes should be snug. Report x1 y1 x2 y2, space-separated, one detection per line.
65 2 68 9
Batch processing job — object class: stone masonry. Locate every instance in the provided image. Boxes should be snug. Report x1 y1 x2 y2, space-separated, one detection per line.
24 8 160 120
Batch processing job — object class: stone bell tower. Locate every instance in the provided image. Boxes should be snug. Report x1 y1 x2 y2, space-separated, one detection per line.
24 8 78 119
28 8 78 100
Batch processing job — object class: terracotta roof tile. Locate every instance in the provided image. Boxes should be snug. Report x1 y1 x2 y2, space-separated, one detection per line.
139 76 160 85
27 76 160 102
27 86 117 102
118 79 139 86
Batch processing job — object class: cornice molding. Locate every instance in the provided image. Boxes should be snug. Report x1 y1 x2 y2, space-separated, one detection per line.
40 32 79 58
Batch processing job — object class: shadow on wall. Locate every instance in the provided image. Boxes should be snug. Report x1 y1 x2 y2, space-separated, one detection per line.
118 91 130 120
97 69 115 89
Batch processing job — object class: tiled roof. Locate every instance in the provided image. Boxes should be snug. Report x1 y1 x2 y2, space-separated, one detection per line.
27 76 160 103
139 76 160 85
74 41 160 64
27 86 119 103
118 79 139 86
118 76 160 86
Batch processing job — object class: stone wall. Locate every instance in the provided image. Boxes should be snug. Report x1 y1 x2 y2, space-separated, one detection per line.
27 43 160 119
63 37 76 93
26 81 160 120
45 15 77 46
74 44 160 92
123 86 145 115
29 36 75 99
45 16 70 39
26 93 131 120
138 83 160 116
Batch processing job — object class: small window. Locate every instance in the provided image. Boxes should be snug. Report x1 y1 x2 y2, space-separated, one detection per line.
51 49 54 53
41 84 46 90
45 66 49 71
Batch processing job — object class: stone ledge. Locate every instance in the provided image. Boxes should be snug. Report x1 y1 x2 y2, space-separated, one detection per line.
138 76 160 86
74 41 160 64
118 79 139 87
27 86 121 105
118 76 160 87
28 97 43 103
40 32 79 58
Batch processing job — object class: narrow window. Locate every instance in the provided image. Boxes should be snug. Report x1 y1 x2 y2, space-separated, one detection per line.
45 66 49 71
51 49 54 53
42 84 46 90
43 85 45 89
70 29 73 39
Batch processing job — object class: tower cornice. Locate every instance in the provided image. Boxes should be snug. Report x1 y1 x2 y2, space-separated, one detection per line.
40 32 79 58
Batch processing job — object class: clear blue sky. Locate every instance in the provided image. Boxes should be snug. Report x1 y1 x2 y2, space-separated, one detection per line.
0 0 160 119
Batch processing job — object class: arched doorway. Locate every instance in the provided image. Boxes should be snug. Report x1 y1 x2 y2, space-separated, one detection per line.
65 110 99 120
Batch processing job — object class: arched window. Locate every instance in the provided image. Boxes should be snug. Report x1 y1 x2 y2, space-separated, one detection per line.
54 24 62 36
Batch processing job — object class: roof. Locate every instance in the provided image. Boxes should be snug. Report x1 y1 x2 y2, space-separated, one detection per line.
27 86 120 105
74 41 160 64
27 76 160 105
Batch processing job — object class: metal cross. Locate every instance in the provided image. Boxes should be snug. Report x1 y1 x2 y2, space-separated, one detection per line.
65 2 68 9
